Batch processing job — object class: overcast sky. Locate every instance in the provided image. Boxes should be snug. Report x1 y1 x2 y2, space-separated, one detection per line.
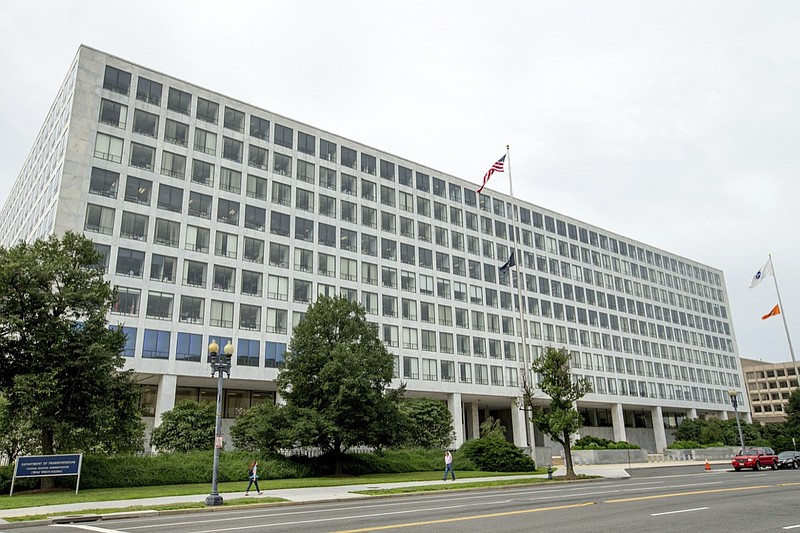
0 0 797 364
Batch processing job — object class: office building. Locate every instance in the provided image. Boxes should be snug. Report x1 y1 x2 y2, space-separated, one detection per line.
741 357 799 424
0 46 749 453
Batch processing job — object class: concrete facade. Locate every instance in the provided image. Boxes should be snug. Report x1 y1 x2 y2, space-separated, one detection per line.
741 357 799 423
0 46 749 453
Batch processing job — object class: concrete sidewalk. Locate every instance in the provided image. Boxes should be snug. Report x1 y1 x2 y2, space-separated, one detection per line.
0 461 720 524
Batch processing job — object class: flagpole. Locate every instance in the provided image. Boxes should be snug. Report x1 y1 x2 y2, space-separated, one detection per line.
768 254 800 386
505 144 534 449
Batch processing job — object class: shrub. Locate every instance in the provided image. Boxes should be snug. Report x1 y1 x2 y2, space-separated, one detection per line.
667 440 702 449
457 438 536 472
573 436 640 450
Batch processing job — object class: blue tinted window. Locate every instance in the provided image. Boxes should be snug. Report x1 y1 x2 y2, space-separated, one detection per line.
143 329 170 359
237 338 260 367
176 332 202 362
265 341 286 367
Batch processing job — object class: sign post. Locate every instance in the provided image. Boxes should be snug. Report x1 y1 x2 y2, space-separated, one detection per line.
10 454 83 496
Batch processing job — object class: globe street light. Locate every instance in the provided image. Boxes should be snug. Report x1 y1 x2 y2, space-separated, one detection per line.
205 339 233 506
728 388 745 451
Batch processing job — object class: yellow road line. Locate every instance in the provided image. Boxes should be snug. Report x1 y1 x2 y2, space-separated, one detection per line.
332 502 596 533
605 485 771 503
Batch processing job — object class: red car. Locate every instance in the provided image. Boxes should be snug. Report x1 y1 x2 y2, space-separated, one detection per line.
732 447 778 471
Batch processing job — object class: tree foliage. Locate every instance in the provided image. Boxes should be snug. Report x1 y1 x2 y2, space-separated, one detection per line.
673 416 798 451
525 347 591 479
0 232 144 459
276 296 405 471
395 398 454 449
150 400 216 452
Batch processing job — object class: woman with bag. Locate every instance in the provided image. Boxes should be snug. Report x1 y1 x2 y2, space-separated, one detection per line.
245 460 262 495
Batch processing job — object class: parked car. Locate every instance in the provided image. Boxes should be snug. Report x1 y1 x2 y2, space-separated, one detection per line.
776 451 800 469
731 447 778 471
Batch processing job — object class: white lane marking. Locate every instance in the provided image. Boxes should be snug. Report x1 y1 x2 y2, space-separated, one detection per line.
782 525 800 530
52 525 127 533
651 506 709 516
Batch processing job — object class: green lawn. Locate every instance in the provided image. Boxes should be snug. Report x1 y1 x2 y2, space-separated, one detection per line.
1 470 546 511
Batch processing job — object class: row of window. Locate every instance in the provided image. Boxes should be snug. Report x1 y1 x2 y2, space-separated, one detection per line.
119 327 286 366
139 386 275 419
101 65 723 293
578 374 736 405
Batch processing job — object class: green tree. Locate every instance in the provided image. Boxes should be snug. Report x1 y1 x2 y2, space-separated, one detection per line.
0 393 37 461
277 295 405 473
524 347 591 479
786 389 800 433
396 398 454 449
150 400 216 452
0 232 144 464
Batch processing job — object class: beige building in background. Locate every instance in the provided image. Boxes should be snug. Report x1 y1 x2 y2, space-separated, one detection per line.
741 357 799 423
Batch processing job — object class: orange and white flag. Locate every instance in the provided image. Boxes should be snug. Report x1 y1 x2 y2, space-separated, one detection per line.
761 304 781 320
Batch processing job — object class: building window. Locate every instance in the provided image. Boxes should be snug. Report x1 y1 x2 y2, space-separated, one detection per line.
250 115 270 141
320 139 336 162
361 153 376 175
318 222 337 247
185 225 210 253
99 98 127 128
120 327 138 357
248 145 268 170
213 265 236 292
94 133 123 163
142 329 170 359
167 87 192 115
196 97 219 124
219 167 242 194
243 237 264 263
103 65 131 95
153 218 180 247
222 137 243 163
273 153 292 177
129 143 155 171
215 231 238 259
298 131 315 155
161 151 186 179
270 211 290 236
341 173 356 196
210 300 234 328
113 287 140 316
224 106 245 132
237 338 261 366
150 254 177 283
146 292 174 320
179 295 205 324
120 211 148 241
264 341 286 368
241 270 263 296
89 167 119 198
341 146 357 169
269 242 290 268
188 191 212 218
217 198 240 226
133 109 159 137
124 176 152 205
194 128 217 156
176 332 203 362
164 119 189 147
274 123 293 148
191 160 214 187
247 174 269 201
136 77 162 105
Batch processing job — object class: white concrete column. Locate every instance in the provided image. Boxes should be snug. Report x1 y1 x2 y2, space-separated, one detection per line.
153 374 177 427
470 402 480 440
512 401 527 447
719 410 729 420
687 408 697 419
275 391 285 406
651 405 667 453
447 393 464 448
744 411 752 423
611 403 627 443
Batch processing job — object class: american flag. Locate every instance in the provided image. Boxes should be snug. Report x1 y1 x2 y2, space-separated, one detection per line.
477 154 506 194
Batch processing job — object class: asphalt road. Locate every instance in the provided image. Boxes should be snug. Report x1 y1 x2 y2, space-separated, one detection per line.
11 467 800 533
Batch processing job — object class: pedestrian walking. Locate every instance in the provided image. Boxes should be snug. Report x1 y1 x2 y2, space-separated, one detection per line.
245 460 263 495
443 450 456 481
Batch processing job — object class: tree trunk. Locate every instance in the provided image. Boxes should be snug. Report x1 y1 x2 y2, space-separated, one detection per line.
334 438 343 476
40 429 55 490
562 429 577 479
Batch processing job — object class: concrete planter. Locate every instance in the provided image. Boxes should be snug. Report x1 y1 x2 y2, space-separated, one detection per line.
665 446 738 461
571 448 647 465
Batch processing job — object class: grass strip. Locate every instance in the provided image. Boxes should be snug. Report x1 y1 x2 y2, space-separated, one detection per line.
0 470 546 511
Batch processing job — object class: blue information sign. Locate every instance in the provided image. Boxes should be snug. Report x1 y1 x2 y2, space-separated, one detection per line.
11 454 83 496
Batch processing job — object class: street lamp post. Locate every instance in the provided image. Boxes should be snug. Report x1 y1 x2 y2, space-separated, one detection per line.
205 339 233 507
728 389 745 451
